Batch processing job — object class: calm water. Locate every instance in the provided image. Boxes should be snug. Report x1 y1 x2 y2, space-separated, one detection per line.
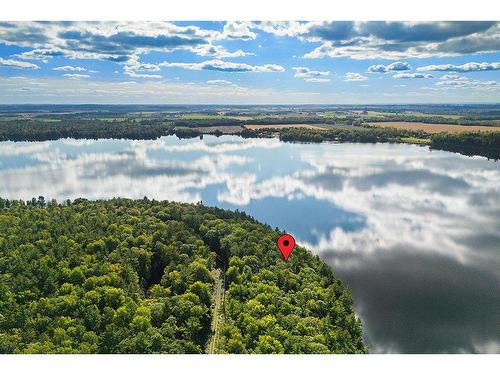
1 135 499 353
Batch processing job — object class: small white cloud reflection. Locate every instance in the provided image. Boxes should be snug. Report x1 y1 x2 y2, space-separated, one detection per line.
0 141 50 156
131 136 281 154
0 136 256 203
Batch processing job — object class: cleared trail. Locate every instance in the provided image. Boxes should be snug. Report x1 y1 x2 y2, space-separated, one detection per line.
207 269 224 354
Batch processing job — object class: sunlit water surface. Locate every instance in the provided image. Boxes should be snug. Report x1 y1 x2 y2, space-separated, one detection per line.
1 135 499 353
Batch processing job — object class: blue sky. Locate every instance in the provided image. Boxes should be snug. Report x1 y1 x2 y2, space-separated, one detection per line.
0 21 499 104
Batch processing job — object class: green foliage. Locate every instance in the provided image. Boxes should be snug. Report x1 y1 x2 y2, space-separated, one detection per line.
276 126 428 144
274 127 499 160
0 197 366 353
215 221 366 354
0 119 174 142
430 131 500 160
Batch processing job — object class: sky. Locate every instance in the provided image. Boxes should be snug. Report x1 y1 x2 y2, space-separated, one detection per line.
0 21 499 104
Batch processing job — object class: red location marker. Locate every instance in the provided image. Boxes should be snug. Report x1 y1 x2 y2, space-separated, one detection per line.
276 233 296 261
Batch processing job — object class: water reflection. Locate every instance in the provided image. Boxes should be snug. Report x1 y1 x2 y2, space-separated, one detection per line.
0 135 498 353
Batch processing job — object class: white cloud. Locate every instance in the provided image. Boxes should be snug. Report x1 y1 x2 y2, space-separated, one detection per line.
222 22 256 40
53 65 87 72
439 74 462 80
293 67 331 82
15 48 65 61
0 57 39 69
417 62 500 73
2 21 499 69
121 57 163 78
252 21 308 37
283 21 500 60
345 72 368 81
125 72 162 79
368 61 411 73
62 73 90 79
435 75 500 89
159 59 285 73
190 44 254 58
206 79 233 85
0 21 234 63
393 73 433 79
304 78 331 83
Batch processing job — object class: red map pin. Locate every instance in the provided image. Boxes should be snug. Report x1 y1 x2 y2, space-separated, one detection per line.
276 233 296 261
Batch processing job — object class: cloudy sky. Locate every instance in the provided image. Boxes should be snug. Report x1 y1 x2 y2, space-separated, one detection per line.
0 21 499 104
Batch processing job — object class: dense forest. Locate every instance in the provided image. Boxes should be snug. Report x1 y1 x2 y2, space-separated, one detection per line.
430 131 500 160
274 127 500 160
276 126 428 143
0 119 173 142
0 198 366 354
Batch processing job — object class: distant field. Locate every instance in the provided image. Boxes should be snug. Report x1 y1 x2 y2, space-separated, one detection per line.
368 121 500 134
176 125 244 134
180 113 225 120
245 124 326 130
38 118 62 123
402 111 462 120
225 115 254 120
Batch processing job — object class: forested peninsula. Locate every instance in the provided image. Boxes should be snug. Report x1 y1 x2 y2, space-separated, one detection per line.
0 198 366 354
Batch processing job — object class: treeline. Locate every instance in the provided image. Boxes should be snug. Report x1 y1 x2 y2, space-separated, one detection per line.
0 198 365 354
270 127 500 160
171 116 364 127
0 119 174 142
275 127 428 144
364 115 498 126
430 131 500 160
172 118 241 128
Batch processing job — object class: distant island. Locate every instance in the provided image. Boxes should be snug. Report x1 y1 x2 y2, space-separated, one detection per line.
1 104 499 160
0 197 366 354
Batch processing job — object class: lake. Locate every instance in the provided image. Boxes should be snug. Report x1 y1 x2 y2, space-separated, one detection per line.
0 135 498 353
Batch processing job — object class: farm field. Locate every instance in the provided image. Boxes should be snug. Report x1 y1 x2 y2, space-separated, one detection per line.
176 125 244 133
245 124 327 130
368 121 500 133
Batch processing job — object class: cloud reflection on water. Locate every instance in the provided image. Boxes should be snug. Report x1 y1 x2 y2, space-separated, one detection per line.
0 136 498 353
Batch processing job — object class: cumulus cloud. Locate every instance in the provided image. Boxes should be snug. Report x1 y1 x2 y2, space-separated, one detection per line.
293 67 331 82
368 61 411 73
206 79 233 85
62 73 90 79
393 72 433 79
0 21 256 65
190 44 254 58
0 57 39 69
120 58 163 78
0 22 220 62
15 48 65 60
159 59 285 73
251 21 308 37
345 72 368 81
124 71 162 79
435 74 500 89
223 22 256 40
417 62 500 73
116 57 284 76
1 21 499 70
304 78 331 83
297 21 500 59
53 65 87 72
